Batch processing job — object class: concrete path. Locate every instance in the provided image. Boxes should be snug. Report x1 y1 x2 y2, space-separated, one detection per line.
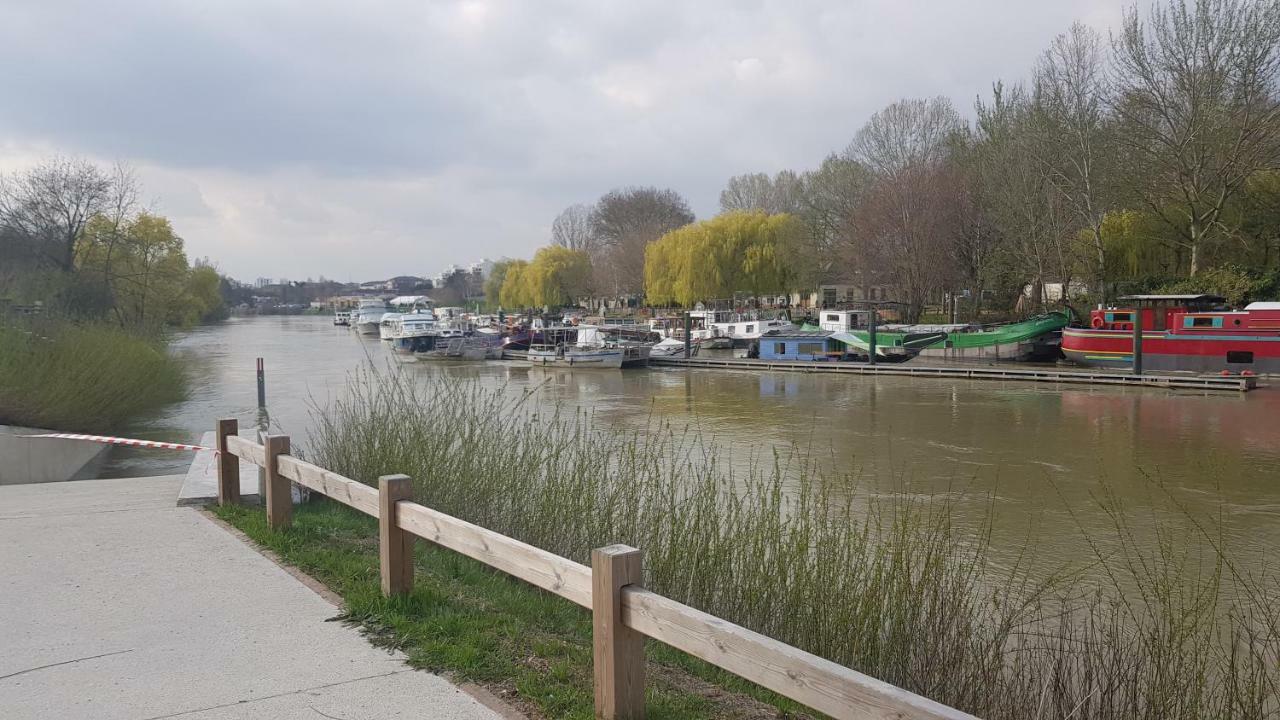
0 475 508 720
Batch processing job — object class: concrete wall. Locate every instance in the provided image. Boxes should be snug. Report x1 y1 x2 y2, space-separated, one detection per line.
0 426 112 485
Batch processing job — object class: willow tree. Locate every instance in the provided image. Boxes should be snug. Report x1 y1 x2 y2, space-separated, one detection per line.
525 245 592 307
644 211 802 306
498 260 533 308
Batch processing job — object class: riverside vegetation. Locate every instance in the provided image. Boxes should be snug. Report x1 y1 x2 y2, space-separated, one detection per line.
1 156 229 431
219 369 1280 720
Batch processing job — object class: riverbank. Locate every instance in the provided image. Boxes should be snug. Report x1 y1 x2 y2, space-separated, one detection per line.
0 321 186 433
301 370 1279 719
213 500 809 719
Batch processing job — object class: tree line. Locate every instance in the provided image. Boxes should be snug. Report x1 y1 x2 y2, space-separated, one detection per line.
515 0 1280 321
0 157 226 331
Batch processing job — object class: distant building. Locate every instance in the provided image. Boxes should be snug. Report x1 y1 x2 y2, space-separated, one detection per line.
255 277 273 289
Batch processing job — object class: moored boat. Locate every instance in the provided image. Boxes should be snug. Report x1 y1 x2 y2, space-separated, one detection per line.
1061 295 1280 374
528 326 625 369
804 309 1070 362
333 310 351 326
353 298 388 335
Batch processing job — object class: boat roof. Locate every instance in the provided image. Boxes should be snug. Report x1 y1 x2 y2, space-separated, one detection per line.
762 329 833 338
1117 294 1225 303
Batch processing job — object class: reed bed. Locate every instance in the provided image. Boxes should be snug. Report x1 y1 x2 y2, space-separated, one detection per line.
310 368 1279 720
0 320 186 432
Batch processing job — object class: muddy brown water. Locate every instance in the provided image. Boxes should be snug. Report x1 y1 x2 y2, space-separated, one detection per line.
105 315 1280 581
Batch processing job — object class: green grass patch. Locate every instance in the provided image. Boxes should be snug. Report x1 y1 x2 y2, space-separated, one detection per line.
0 320 186 432
213 500 812 720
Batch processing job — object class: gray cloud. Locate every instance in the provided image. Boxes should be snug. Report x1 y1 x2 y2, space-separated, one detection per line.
0 0 1123 280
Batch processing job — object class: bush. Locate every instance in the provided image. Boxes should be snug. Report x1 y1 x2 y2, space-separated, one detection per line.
0 320 186 432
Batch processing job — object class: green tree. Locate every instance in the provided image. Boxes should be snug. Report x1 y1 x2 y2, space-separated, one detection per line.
498 260 532 308
525 246 591 307
485 260 513 307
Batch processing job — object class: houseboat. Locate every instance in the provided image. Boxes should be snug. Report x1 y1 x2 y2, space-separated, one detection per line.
1061 295 1280 374
528 326 625 369
709 309 796 348
757 326 941 363
804 309 1069 362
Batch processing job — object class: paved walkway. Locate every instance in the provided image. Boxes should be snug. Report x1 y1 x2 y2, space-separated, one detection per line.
0 475 507 720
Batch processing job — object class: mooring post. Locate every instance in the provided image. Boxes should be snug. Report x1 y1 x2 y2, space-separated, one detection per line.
682 311 691 359
264 434 291 530
256 357 266 407
216 418 239 506
1131 310 1143 376
592 544 645 720
867 304 878 366
378 474 415 597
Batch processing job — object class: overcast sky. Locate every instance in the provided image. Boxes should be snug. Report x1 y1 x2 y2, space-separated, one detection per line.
0 0 1124 282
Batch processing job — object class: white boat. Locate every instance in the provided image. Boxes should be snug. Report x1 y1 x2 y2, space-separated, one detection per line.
707 309 796 347
651 337 699 358
528 326 625 369
333 310 351 326
378 313 401 341
386 312 439 355
353 299 388 335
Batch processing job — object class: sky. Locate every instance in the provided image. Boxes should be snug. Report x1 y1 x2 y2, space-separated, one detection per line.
0 0 1124 283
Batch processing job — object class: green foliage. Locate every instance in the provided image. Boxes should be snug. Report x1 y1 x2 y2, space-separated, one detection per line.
498 247 592 309
0 320 186 432
214 500 796 719
484 260 512 307
644 211 803 306
1155 264 1279 306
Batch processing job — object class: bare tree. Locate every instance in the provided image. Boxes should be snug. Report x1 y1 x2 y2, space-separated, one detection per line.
849 98 964 321
850 96 963 175
591 186 694 297
0 156 127 272
1112 0 1280 276
795 156 875 289
719 170 803 214
550 203 596 252
1034 22 1118 299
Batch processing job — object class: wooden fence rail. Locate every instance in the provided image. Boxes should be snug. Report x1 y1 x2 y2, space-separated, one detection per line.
215 420 978 720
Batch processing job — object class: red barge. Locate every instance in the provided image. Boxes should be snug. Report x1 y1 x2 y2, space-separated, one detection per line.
1062 294 1280 374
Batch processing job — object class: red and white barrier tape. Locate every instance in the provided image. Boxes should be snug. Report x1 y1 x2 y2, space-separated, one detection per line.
19 433 213 453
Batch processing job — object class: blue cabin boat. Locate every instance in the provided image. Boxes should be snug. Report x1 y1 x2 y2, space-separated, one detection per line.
757 330 847 361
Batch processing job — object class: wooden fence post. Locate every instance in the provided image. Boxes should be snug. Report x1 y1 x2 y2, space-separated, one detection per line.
216 418 239 506
378 474 415 597
592 544 645 720
264 435 291 530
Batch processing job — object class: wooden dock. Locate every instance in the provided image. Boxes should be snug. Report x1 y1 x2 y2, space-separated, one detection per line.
649 356 1260 392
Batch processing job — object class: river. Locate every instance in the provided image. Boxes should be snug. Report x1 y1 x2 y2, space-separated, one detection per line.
106 315 1280 577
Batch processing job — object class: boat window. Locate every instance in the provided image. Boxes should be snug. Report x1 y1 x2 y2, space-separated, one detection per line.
1185 316 1222 329
774 342 786 355
825 314 840 322
1106 312 1132 323
797 342 825 355
1227 351 1254 364
745 324 755 333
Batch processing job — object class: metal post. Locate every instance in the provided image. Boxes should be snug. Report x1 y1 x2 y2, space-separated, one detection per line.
683 311 691 359
867 304 877 366
256 357 266 407
1132 308 1143 376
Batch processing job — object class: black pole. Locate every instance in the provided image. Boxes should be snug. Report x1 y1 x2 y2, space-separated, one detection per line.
867 304 877 366
683 311 691 359
257 357 266 407
1131 309 1143 376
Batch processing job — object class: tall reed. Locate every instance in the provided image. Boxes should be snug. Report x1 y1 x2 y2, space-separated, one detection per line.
310 368 1279 719
0 319 186 432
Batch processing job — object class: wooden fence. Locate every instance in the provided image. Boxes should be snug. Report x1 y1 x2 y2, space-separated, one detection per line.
215 418 979 720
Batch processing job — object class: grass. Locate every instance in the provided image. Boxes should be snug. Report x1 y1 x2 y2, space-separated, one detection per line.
213 500 811 719
288 368 1280 720
0 319 186 432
